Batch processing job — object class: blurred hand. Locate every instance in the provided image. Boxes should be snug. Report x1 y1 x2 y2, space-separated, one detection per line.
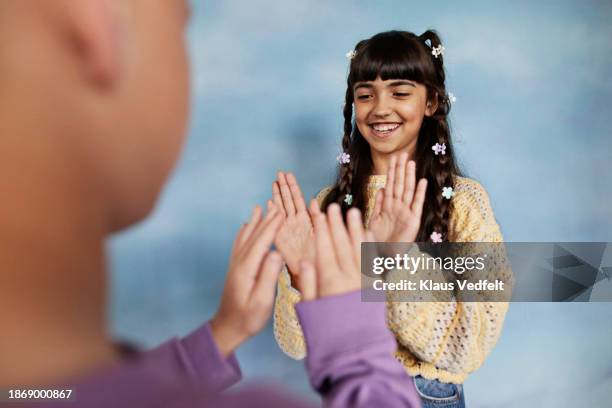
369 152 427 243
210 206 283 357
269 172 314 292
299 201 373 301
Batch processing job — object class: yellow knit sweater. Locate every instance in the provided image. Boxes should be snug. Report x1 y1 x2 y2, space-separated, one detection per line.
273 175 510 384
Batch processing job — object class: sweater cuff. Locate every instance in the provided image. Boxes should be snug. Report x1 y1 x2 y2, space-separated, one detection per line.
295 290 395 361
178 322 242 391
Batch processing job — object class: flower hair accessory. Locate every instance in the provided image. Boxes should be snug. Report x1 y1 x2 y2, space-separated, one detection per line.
432 142 446 155
336 152 351 164
430 231 443 243
448 92 456 103
346 50 357 60
431 44 445 58
344 194 353 205
442 186 454 200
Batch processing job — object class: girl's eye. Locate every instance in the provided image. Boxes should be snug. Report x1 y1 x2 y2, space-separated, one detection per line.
356 94 372 100
394 92 411 97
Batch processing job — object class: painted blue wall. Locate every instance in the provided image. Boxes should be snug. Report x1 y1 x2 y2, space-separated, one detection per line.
110 1 612 406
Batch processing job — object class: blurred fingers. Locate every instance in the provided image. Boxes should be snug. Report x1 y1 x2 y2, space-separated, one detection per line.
299 260 317 301
238 206 262 249
250 251 283 305
313 209 338 279
347 208 365 268
242 209 282 275
372 189 383 217
327 204 353 273
309 198 321 216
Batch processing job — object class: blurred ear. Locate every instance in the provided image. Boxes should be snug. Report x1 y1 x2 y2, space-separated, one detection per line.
425 93 438 117
61 0 122 89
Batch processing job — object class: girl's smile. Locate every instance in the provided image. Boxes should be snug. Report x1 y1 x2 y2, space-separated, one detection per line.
369 121 403 139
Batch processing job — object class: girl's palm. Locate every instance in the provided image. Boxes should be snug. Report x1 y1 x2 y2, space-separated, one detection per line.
270 172 314 289
275 209 313 269
369 154 427 243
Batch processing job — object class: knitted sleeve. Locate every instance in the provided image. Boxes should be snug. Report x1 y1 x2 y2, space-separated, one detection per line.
273 186 332 360
388 178 512 381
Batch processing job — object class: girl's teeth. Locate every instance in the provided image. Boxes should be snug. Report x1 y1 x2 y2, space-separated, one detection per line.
373 124 399 132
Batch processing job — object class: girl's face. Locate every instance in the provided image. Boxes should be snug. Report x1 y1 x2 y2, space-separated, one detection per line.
353 76 436 158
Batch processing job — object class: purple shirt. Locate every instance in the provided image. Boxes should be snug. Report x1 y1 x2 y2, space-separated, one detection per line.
24 291 420 407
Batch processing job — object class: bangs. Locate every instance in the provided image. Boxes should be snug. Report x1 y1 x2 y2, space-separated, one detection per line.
350 33 431 85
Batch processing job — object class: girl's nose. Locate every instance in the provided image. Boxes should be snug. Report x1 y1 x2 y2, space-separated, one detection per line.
372 97 392 117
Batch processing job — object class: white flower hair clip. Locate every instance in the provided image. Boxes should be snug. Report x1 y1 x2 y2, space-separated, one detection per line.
431 44 445 58
442 186 454 200
432 142 446 155
346 50 357 60
336 152 351 165
430 231 443 243
344 194 353 205
448 92 456 103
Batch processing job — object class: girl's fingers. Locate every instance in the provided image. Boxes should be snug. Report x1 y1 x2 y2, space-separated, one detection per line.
410 178 428 218
347 208 365 268
277 172 296 216
403 160 416 204
372 189 383 218
272 180 284 211
299 260 317 301
286 173 307 213
327 204 354 274
394 152 408 199
383 155 397 213
238 206 263 249
249 250 283 306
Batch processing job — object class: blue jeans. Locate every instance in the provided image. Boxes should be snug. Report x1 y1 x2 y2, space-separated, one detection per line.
413 375 466 408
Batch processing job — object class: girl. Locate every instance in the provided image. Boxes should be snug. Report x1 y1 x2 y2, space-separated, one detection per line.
272 30 510 408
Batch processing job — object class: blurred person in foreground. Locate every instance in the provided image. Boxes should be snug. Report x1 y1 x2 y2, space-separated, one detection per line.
0 1 420 407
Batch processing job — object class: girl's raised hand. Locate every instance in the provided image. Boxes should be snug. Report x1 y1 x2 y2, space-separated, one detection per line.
269 172 314 291
368 152 428 243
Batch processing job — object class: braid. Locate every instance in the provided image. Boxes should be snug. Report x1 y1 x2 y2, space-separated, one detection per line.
323 83 372 219
338 88 354 207
415 29 460 242
430 117 454 241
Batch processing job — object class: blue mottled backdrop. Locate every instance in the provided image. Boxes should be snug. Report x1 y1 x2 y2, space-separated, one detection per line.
109 1 612 406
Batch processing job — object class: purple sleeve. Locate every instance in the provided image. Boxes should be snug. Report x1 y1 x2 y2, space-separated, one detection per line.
27 323 242 408
296 291 422 408
25 297 420 408
177 322 242 391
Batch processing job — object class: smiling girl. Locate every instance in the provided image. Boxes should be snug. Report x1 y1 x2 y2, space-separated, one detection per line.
272 30 510 407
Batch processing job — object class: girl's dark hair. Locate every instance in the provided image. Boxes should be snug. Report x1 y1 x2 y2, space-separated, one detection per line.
322 30 461 242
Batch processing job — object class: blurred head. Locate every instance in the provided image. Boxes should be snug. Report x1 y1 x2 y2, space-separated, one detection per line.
0 0 191 232
323 30 461 242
